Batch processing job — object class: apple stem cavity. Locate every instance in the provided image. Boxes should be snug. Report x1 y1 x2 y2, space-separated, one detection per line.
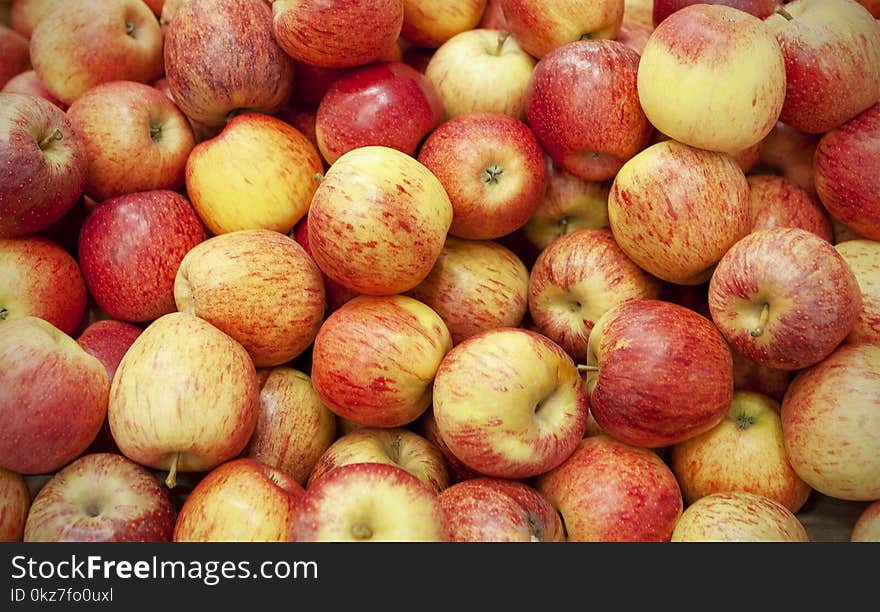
351 523 373 540
165 452 181 489
558 217 570 237
125 21 135 37
483 164 503 185
149 123 162 142
775 5 794 20
494 31 509 56
0 308 7 320
735 412 756 430
750 303 770 338
38 128 63 150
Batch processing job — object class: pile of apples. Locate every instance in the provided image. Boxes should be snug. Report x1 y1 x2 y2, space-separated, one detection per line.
1 0 879 543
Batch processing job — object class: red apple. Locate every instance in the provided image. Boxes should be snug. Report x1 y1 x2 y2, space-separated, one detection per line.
173 458 304 542
615 16 653 55
1 69 64 108
835 240 880 345
528 228 663 361
439 478 565 542
78 190 208 323
585 299 733 449
0 316 109 474
852 500 880 542
0 24 29 88
653 0 777 25
23 453 176 542
315 61 443 165
731 346 792 404
401 0 486 49
479 0 507 29
10 0 54 38
535 435 683 542
753 121 820 196
0 468 29 542
414 410 482 483
292 216 359 313
0 92 87 239
748 174 833 242
29 0 163 106
671 491 809 542
708 228 862 371
526 39 652 182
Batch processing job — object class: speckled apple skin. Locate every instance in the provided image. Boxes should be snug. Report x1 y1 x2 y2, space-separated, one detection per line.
851 500 880 542
0 468 30 542
747 174 833 242
835 239 880 344
671 491 809 542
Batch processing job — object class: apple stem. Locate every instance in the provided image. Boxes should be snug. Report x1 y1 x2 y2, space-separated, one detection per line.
165 452 180 489
577 364 599 374
126 21 135 36
149 123 161 142
483 164 503 185
313 173 324 184
558 217 570 237
351 523 373 540
750 303 770 338
580 32 595 41
38 129 63 149
495 31 509 55
0 308 7 320
775 5 794 20
735 412 756 430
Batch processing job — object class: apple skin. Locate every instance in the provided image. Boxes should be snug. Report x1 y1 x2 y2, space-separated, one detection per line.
585 299 733 448
315 61 443 165
814 103 880 241
781 343 880 501
244 367 337 486
29 0 163 106
535 435 683 542
0 92 88 239
417 112 546 240
0 316 109 475
1 69 64 108
0 24 29 88
66 81 196 202
637 4 786 154
852 500 880 542
173 458 304 543
424 29 536 121
754 121 820 196
615 16 653 55
708 228 862 371
526 39 653 183
608 140 751 285
23 453 176 542
108 312 260 476
528 228 663 362
671 391 812 514
9 0 54 39
671 491 810 542
501 0 625 59
164 0 295 127
479 0 507 29
653 0 777 26
401 0 487 49
765 0 880 135
291 216 359 313
406 236 530 345
0 236 86 335
415 409 483 483
0 467 30 542
311 295 452 428
273 0 403 69
174 229 326 367
307 146 453 296
78 190 208 323
438 478 565 542
731 346 792 404
186 113 324 236
433 327 589 479
747 174 833 242
307 427 449 494
835 240 880 345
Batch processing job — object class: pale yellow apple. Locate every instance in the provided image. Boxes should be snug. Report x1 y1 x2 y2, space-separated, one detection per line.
835 240 880 345
671 491 810 542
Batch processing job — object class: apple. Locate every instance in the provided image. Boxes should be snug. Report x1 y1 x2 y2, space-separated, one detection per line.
400 0 486 49
0 24 29 88
244 367 337 486
0 93 87 239
405 236 530 345
813 103 880 240
535 435 683 542
306 146 453 296
294 462 448 541
584 299 733 448
311 295 452 428
438 478 565 542
0 316 109 475
528 228 663 361
433 327 589 479
272 0 403 69
291 216 359 313
307 427 449 494
315 61 443 165
753 121 820 196
857 0 880 16
1 69 63 108
173 458 304 542
418 112 545 240
479 0 507 29
23 453 176 542
670 491 810 542
0 467 29 542
731 346 792 404
522 158 610 251
78 190 208 323
288 62 346 109
781 342 880 501
608 140 751 285
501 0 624 59
748 174 833 242
832 216 867 245
835 240 880 344
174 229 325 367
637 4 786 154
526 39 652 182
708 228 862 371
851 500 880 542
414 410 482 483
653 0 778 25
424 29 536 121
9 0 54 38
623 0 654 28
274 103 321 155
615 16 653 55
29 0 163 106
164 0 294 127
0 236 86 334
765 0 880 134
142 0 164 17
108 312 260 485
671 391 812 513
186 113 323 236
